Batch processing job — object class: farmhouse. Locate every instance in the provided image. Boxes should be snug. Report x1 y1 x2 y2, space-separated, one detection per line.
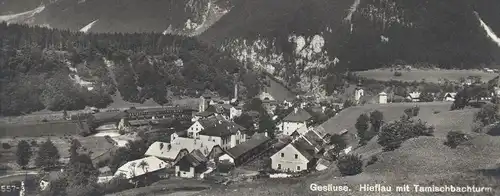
114 156 169 180
182 117 248 150
218 133 272 166
170 136 219 156
271 138 318 173
278 108 313 135
271 129 325 173
174 149 208 178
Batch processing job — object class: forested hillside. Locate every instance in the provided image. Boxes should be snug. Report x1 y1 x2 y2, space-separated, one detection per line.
198 0 500 97
0 22 258 116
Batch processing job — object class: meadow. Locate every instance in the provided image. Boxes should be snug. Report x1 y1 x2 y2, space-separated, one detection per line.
355 69 498 83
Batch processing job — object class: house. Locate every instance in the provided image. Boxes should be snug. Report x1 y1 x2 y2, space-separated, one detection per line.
354 85 364 104
443 92 457 102
198 121 248 150
144 142 190 163
207 145 224 161
39 171 62 191
290 125 310 139
126 107 194 120
278 108 313 135
407 92 421 102
315 158 332 171
271 138 318 173
218 133 272 166
114 156 170 180
378 92 388 104
174 150 208 178
183 117 249 150
191 111 216 122
199 95 211 112
229 106 243 120
170 136 220 156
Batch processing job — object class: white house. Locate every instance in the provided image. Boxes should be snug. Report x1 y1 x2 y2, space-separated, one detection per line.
443 92 457 102
270 139 316 172
278 108 313 135
378 92 388 104
271 130 324 173
354 87 364 103
217 133 271 166
198 121 248 150
114 157 169 180
229 106 243 120
408 92 421 102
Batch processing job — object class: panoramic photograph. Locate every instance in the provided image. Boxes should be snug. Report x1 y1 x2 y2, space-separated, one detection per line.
0 0 500 195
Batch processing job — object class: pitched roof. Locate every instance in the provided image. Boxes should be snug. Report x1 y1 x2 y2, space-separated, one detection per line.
145 142 189 160
170 137 219 156
282 108 313 122
198 120 247 137
175 150 207 167
291 138 317 161
195 111 216 117
115 156 169 179
302 130 324 148
225 133 271 159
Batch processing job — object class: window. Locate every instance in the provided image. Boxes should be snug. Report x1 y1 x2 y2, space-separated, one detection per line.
297 166 300 171
280 153 284 157
295 154 298 159
277 164 281 169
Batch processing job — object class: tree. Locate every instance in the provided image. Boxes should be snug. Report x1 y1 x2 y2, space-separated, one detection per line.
40 177 68 196
329 134 347 156
369 110 384 132
66 153 99 187
418 91 434 102
474 104 499 126
35 139 60 170
377 116 434 151
444 131 469 149
355 114 370 144
336 154 363 176
16 140 32 169
234 113 255 130
259 113 276 139
343 99 355 108
108 147 131 173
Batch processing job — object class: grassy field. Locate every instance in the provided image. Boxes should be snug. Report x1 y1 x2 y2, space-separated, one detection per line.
0 136 116 170
355 69 498 83
187 102 500 196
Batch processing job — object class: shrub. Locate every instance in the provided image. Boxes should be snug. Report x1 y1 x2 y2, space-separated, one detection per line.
394 72 403 77
444 131 469 149
337 154 363 176
367 155 378 166
404 106 420 117
2 143 11 149
378 116 434 151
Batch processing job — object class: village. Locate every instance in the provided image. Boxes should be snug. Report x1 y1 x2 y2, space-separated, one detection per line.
1 72 500 196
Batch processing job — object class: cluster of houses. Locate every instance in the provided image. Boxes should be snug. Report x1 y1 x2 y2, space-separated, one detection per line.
109 76 347 182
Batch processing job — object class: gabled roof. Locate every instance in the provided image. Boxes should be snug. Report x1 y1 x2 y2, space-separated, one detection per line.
145 141 188 160
170 137 219 156
282 108 312 122
199 120 247 137
291 138 317 161
195 111 216 117
225 133 271 159
175 150 208 167
303 130 324 148
115 157 169 179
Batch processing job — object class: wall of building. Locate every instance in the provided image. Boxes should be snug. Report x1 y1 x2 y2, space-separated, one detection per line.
187 121 204 138
271 144 309 173
230 108 242 120
199 135 222 147
218 154 235 164
175 166 195 178
280 121 307 135
259 92 275 101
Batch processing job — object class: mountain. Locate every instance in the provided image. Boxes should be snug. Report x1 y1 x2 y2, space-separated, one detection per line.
0 23 259 116
197 0 500 97
0 0 232 36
